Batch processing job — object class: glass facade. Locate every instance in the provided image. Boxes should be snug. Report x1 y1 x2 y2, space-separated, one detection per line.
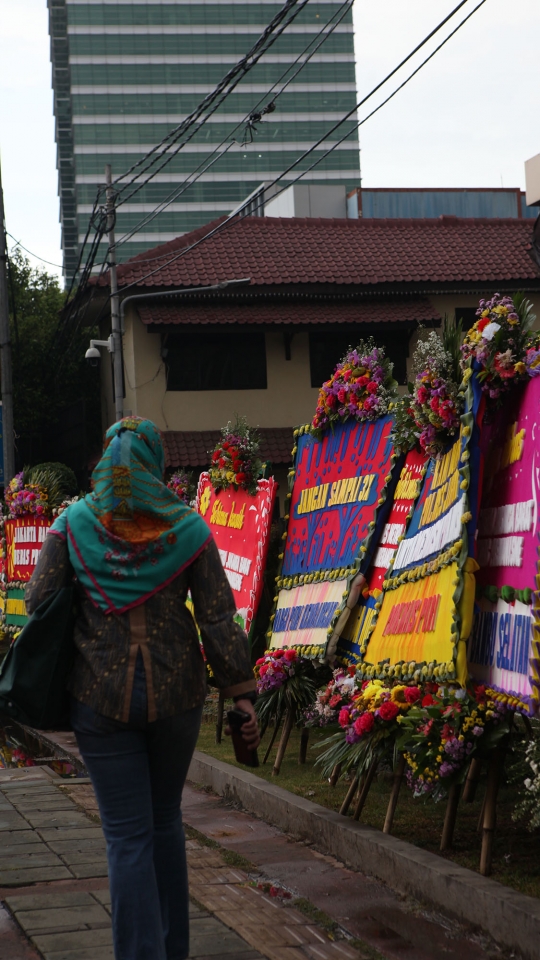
48 0 360 280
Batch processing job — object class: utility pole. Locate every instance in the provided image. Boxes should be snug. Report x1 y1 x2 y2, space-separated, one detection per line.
105 164 124 422
0 159 15 484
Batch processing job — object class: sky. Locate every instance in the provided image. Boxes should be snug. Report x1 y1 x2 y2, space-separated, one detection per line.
0 0 539 284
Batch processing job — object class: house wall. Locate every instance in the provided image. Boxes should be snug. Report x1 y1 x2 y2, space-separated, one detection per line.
119 308 320 431
109 293 540 429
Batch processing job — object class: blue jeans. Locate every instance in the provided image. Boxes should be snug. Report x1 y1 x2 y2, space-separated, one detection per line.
71 657 203 960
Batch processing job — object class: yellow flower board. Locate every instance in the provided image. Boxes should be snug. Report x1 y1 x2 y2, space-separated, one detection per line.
365 562 458 668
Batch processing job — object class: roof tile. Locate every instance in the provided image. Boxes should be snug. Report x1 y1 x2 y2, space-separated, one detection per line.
163 427 294 468
138 299 440 327
93 216 539 292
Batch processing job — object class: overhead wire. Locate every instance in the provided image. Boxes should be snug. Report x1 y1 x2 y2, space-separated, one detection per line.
108 0 315 205
111 0 355 249
6 233 63 270
54 0 323 350
100 0 483 291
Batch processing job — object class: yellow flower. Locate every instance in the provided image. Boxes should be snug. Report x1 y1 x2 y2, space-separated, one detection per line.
390 685 408 707
362 681 384 701
514 362 526 374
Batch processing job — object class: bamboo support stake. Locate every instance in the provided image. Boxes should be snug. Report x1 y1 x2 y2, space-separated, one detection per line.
440 782 461 852
480 748 504 876
329 763 342 787
383 755 406 834
353 759 378 821
462 757 482 803
215 691 225 744
299 727 309 764
262 713 282 765
339 774 359 816
272 706 295 775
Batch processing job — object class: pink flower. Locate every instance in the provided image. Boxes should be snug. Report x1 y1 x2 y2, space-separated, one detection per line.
353 712 375 736
378 701 399 722
283 649 296 662
404 686 421 704
338 708 350 728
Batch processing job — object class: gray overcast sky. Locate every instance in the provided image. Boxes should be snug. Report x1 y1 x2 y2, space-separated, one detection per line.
0 0 539 283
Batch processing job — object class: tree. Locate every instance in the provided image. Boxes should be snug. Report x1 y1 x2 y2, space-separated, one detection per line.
6 249 102 475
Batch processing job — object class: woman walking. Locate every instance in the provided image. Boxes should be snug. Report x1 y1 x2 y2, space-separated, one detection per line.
26 417 259 960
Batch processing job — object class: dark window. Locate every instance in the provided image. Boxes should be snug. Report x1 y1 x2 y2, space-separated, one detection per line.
309 329 410 387
454 307 478 332
165 331 267 391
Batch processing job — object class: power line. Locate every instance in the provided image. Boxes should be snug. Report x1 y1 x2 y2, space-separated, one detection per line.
57 0 322 351
112 0 354 249
103 0 482 291
6 233 63 270
110 0 314 206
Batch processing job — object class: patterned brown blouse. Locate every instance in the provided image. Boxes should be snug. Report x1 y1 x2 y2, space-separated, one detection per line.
26 533 255 722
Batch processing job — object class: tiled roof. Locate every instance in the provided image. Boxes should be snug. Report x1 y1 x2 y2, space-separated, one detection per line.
98 216 539 290
163 427 294 468
138 298 440 326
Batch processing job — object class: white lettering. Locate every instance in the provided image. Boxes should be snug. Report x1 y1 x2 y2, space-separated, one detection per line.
372 546 396 570
225 569 243 592
380 523 405 545
393 498 463 570
478 500 533 537
478 536 524 568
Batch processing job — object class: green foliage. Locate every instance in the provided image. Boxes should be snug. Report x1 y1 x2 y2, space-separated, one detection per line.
512 721 540 832
6 249 101 457
441 314 463 386
26 462 78 498
256 669 319 730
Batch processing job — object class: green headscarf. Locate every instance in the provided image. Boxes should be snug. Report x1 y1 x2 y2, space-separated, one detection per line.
50 417 210 614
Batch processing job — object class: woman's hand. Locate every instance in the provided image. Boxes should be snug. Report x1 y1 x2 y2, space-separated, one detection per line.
226 699 260 750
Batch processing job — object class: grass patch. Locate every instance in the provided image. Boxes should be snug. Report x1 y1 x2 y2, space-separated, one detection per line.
184 822 257 873
196 724 540 900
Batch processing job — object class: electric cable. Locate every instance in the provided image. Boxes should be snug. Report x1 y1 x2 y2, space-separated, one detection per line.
101 0 483 286
111 0 355 248
6 234 63 270
61 0 487 379
56 0 324 345
108 0 315 204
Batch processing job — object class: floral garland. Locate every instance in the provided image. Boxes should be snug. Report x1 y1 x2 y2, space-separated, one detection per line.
315 675 420 780
209 416 262 497
303 667 357 727
392 326 462 458
52 496 81 517
397 682 516 799
313 667 521 796
5 472 49 517
254 648 328 729
166 471 195 505
460 292 537 400
310 340 397 439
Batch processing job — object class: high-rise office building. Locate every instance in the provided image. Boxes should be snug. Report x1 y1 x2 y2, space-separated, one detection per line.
48 0 360 281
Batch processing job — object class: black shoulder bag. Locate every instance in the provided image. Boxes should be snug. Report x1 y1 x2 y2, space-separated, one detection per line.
0 586 77 729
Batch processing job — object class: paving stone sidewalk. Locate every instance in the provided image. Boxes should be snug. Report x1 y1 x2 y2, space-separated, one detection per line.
0 769 368 960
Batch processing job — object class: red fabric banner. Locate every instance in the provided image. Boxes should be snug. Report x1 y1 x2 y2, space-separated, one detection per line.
5 517 52 582
196 477 277 634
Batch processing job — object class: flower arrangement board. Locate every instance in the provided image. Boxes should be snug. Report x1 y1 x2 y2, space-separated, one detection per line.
468 374 540 712
337 448 428 664
196 475 277 634
269 416 400 654
4 517 52 583
362 410 478 684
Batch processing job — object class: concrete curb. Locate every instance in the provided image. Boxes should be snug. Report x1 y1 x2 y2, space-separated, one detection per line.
188 750 540 960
